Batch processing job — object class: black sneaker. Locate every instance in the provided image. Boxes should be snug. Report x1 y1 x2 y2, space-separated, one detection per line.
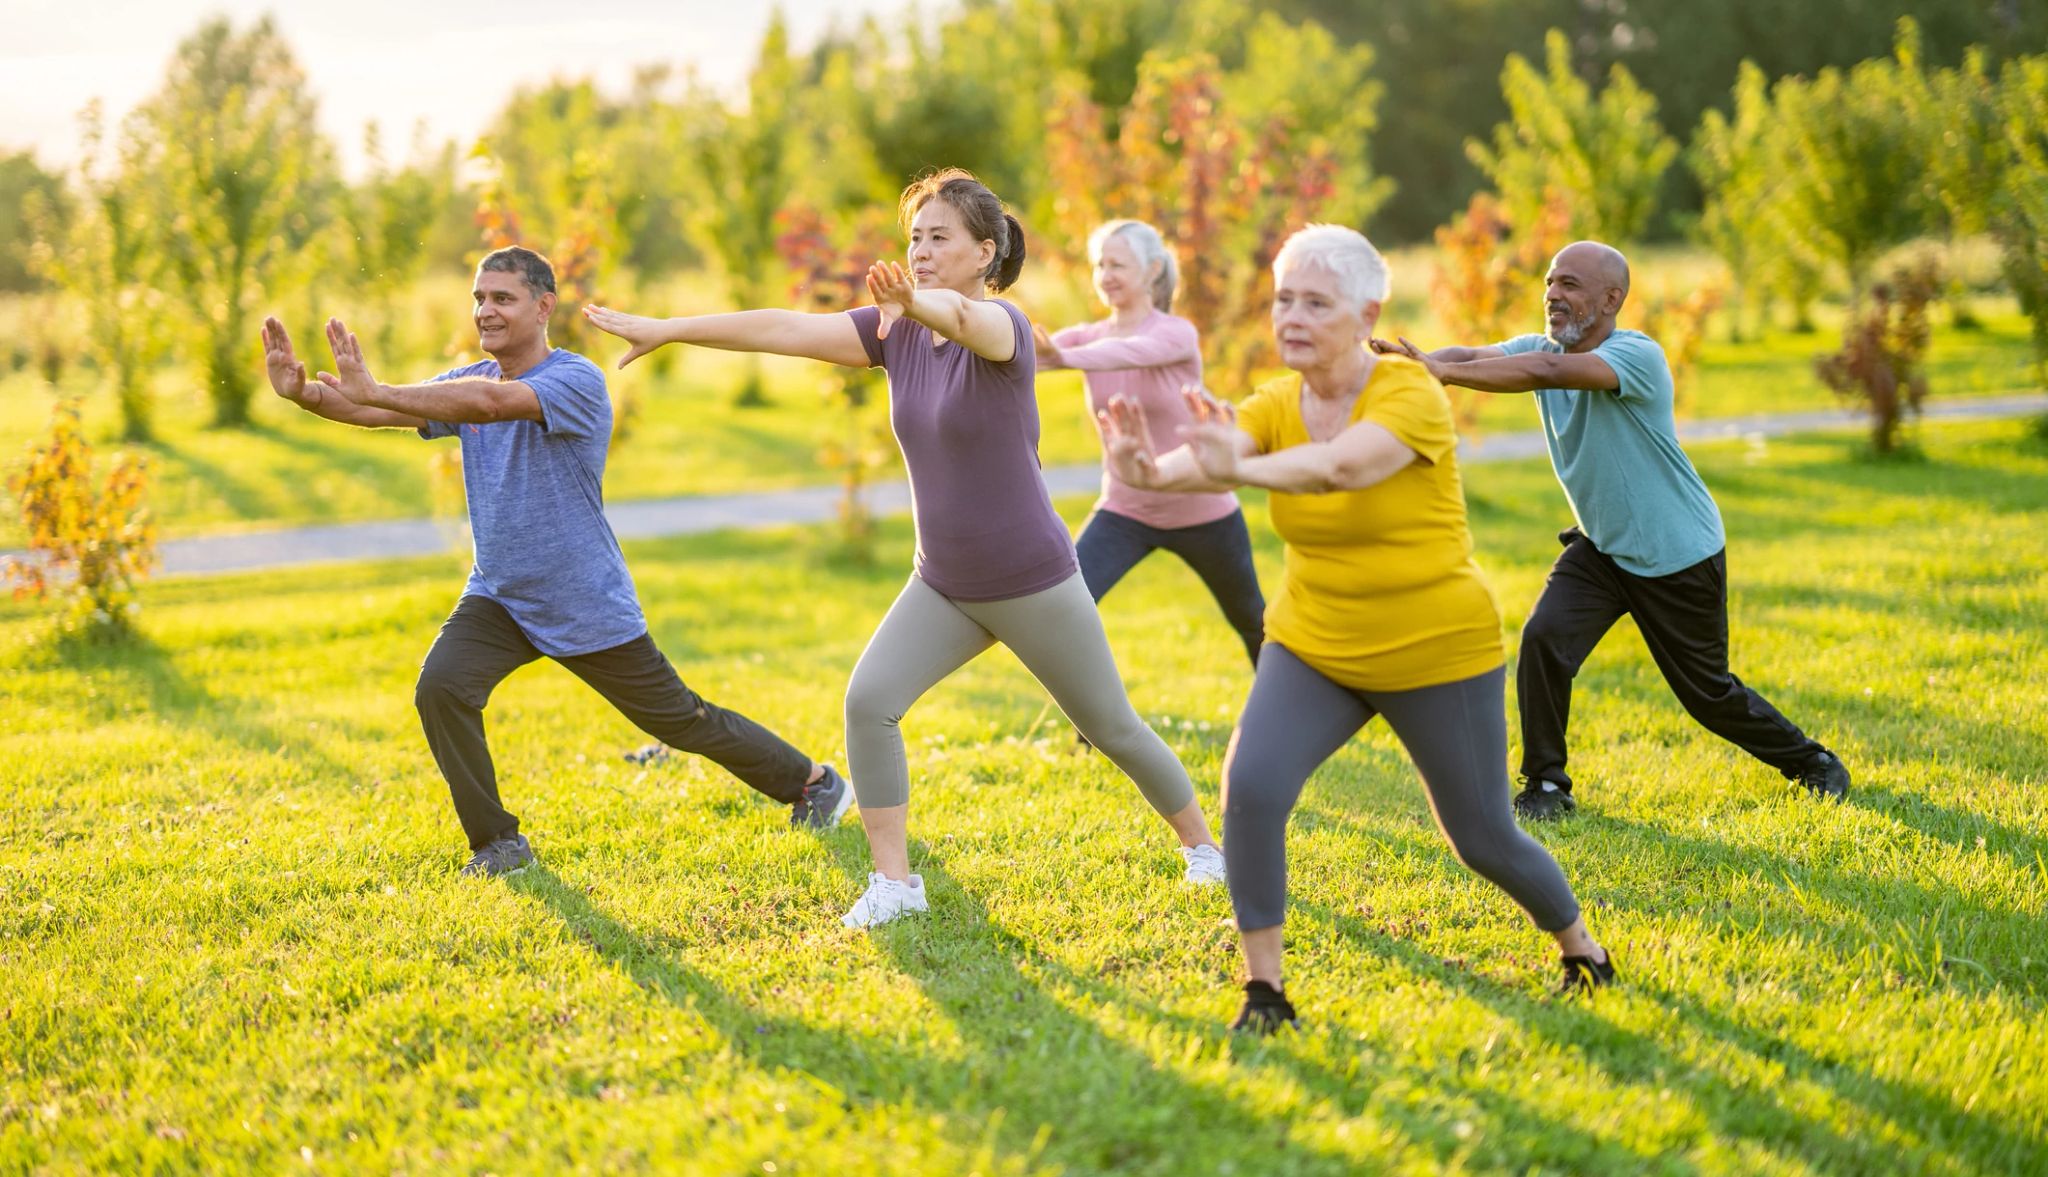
623 742 673 767
1790 750 1850 800
1556 951 1616 997
1513 778 1577 821
789 764 853 830
1229 980 1298 1035
460 833 534 878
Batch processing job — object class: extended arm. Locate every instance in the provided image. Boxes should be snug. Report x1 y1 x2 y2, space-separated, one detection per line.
1372 335 1617 393
1096 394 1247 494
262 317 427 430
583 304 870 369
868 262 1017 362
316 319 542 426
1039 323 1197 372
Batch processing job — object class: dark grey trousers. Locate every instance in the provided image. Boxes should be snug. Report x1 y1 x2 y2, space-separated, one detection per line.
1221 644 1582 933
416 594 812 849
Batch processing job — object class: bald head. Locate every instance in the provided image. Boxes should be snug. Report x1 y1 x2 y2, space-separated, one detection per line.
1552 241 1631 301
1541 241 1631 350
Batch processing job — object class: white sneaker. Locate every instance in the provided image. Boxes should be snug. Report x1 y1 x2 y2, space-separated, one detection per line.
1181 843 1227 886
841 872 928 928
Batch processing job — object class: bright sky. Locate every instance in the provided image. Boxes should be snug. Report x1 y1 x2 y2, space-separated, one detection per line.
3 0 913 176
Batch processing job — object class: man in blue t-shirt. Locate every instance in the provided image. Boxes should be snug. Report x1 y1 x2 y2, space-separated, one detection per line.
260 246 849 875
1375 241 1849 818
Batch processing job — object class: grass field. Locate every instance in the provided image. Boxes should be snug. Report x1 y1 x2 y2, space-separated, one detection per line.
3 417 2044 1173
0 264 2039 548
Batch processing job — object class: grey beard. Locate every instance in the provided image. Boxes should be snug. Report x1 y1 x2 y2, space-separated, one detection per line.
1547 310 1597 347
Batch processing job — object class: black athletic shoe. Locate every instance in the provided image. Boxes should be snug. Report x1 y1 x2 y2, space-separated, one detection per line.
789 764 853 830
1230 980 1299 1035
1790 750 1850 800
460 833 534 878
623 742 673 767
1513 778 1577 821
1556 951 1616 997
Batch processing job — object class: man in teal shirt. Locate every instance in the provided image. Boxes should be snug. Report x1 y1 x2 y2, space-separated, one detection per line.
1378 241 1850 818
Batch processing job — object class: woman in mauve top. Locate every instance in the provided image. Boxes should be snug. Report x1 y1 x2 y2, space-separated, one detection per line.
585 169 1223 928
1035 219 1265 665
1099 225 1615 1034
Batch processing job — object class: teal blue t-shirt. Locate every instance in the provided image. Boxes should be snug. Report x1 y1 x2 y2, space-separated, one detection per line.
1495 330 1724 576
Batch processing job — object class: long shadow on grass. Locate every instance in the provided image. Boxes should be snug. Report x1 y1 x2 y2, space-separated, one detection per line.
511 860 1361 1175
1284 897 2048 1174
29 631 364 783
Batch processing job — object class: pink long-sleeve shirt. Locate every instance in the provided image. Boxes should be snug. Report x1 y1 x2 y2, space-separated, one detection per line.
1050 309 1242 530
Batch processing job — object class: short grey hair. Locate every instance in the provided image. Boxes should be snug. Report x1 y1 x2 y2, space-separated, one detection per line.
477 245 557 299
1088 219 1180 311
1271 224 1389 309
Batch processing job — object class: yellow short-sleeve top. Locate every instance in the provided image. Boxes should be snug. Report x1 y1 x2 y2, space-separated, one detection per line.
1235 356 1505 692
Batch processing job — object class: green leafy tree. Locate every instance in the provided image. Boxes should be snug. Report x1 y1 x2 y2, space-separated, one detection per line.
335 123 460 361
129 16 336 427
1467 29 1678 246
1688 61 1825 339
27 105 169 441
0 151 66 293
685 13 804 407
1766 42 1937 302
1991 54 2048 375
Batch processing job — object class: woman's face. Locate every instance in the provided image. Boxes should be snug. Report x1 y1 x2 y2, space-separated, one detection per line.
1092 232 1154 314
1271 262 1375 371
907 199 994 296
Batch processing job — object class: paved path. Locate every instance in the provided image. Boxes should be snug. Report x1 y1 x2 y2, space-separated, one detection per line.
99 392 2048 577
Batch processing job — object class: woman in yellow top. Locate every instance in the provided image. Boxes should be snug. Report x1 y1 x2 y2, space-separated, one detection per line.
1100 225 1613 1033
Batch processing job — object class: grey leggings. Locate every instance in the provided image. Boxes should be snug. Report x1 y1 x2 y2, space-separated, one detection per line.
845 572 1197 814
1222 644 1581 932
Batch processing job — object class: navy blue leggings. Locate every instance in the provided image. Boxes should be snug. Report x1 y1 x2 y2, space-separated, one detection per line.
1076 507 1265 666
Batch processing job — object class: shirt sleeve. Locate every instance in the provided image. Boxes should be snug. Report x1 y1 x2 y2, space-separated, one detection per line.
1592 332 1671 405
1056 317 1200 372
1360 360 1457 466
847 306 887 368
1493 334 1550 356
1233 384 1283 456
523 356 608 440
1049 322 1099 350
993 300 1032 369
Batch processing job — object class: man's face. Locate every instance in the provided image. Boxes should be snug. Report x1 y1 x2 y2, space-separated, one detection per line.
473 268 551 355
1542 254 1613 348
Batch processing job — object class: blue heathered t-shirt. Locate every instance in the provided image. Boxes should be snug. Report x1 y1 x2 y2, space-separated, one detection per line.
418 349 646 656
1496 329 1725 577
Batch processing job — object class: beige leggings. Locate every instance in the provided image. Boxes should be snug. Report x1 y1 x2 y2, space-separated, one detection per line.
844 572 1197 813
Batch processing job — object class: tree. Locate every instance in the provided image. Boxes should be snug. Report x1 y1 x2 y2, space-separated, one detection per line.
1467 29 1679 247
1991 54 2048 375
128 16 336 428
1765 43 1936 303
684 13 806 407
1689 61 1824 340
334 123 461 362
27 104 170 442
4 400 157 639
1042 28 1383 391
0 151 66 293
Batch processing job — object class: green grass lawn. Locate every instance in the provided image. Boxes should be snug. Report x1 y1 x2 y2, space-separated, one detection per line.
3 414 2045 1172
0 270 2039 549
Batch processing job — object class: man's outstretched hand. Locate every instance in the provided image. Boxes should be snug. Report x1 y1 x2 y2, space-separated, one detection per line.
316 318 383 405
263 317 311 403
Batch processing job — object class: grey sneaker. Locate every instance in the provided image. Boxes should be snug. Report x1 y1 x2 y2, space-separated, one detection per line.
789 765 853 830
460 833 534 877
623 742 673 767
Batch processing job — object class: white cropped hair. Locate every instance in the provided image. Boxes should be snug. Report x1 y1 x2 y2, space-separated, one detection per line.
1271 224 1389 308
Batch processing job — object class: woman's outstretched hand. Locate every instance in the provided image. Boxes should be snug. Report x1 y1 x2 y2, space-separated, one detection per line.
1097 394 1161 489
866 261 916 340
1178 385 1242 482
582 305 673 370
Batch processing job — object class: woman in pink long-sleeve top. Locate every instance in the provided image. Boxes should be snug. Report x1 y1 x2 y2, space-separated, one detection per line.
1036 219 1266 665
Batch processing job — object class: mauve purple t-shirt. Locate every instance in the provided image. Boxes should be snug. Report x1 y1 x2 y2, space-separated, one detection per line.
850 300 1078 601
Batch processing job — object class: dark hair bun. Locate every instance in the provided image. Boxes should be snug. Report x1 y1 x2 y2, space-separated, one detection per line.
993 213 1027 292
